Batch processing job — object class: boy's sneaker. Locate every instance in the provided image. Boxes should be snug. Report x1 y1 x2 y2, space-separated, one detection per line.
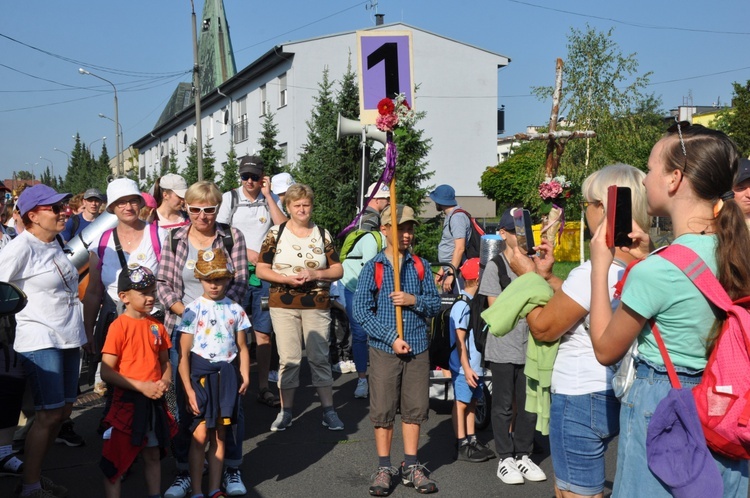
55 420 85 447
515 455 547 482
496 457 524 485
165 471 191 498
270 411 293 432
15 476 68 497
400 462 438 494
369 466 399 496
354 378 369 398
456 442 488 463
470 439 496 460
322 410 344 431
222 467 247 496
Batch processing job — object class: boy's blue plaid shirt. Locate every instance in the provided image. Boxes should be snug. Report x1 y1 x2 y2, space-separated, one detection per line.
353 251 441 355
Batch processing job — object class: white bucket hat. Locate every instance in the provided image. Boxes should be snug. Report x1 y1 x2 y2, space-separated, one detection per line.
106 178 143 213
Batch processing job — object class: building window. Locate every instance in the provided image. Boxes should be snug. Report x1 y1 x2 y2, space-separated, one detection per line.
234 97 248 143
139 166 146 180
221 107 229 134
181 129 188 151
278 73 287 108
279 142 288 165
260 85 268 116
207 114 214 140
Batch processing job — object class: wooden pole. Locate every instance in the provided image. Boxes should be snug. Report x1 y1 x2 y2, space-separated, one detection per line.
388 170 404 340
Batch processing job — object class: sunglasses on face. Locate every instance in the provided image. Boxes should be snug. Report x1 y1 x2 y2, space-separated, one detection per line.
35 203 65 214
186 204 219 215
240 172 261 182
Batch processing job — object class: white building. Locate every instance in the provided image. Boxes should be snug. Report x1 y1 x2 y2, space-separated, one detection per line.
132 21 510 217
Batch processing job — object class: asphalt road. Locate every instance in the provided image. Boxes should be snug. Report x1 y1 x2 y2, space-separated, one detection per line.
1 357 618 498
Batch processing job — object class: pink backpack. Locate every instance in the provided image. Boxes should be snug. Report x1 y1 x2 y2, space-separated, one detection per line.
655 244 750 460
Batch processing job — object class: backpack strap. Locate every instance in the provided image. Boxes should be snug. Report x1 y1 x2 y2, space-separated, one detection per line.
375 261 384 290
490 254 511 290
648 318 682 389
149 222 162 261
229 189 239 221
97 228 114 272
71 214 81 237
216 222 235 254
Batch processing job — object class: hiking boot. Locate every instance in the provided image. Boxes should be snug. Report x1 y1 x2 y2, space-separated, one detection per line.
164 471 191 498
322 410 344 431
15 477 67 498
270 411 293 432
222 467 247 496
369 466 399 496
470 439 496 460
456 442 489 463
16 487 57 498
516 455 547 482
354 378 369 398
400 462 437 493
55 420 84 447
496 457 524 485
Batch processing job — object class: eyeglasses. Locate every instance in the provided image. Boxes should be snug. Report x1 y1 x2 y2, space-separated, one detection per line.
114 197 142 208
581 200 601 209
186 204 219 215
667 119 690 173
240 172 261 182
35 203 64 214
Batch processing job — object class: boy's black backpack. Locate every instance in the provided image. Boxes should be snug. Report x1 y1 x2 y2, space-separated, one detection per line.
448 208 485 260
429 294 469 370
0 282 27 373
471 254 511 354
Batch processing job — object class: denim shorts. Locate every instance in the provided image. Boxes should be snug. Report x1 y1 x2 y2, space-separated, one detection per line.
614 357 749 497
450 371 484 404
549 390 619 495
19 347 81 410
244 280 272 334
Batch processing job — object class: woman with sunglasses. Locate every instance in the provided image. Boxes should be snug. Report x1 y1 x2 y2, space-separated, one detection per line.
0 184 85 498
153 173 190 230
590 125 749 496
157 181 249 497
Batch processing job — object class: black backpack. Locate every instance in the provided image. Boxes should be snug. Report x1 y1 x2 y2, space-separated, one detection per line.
447 208 485 260
429 294 469 370
471 254 511 354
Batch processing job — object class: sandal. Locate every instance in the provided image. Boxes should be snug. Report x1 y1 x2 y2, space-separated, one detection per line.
257 387 280 407
0 453 24 477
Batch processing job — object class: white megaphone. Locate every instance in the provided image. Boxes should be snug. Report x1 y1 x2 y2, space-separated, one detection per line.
64 211 119 271
337 114 388 145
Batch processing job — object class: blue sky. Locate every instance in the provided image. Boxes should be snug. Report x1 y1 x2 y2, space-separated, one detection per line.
2 0 748 185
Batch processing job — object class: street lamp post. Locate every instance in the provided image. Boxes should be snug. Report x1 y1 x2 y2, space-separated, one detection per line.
39 156 54 181
79 68 121 177
89 137 106 154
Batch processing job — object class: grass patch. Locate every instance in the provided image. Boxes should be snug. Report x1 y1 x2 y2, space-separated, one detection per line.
551 241 590 281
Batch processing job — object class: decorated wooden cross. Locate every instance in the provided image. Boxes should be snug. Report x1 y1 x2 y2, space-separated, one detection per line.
513 58 596 248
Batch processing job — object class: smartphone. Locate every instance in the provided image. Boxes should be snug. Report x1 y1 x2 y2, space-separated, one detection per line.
606 185 633 248
513 208 536 255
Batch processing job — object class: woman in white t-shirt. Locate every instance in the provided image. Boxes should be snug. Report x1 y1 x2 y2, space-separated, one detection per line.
0 184 86 497
509 164 650 498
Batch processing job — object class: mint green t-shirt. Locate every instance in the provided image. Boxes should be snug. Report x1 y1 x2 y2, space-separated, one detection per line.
621 234 718 370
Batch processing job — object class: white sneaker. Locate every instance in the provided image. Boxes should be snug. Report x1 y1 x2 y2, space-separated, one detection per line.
516 455 547 482
344 360 357 373
354 378 369 398
268 370 279 383
497 457 524 485
164 471 191 498
222 467 247 496
331 361 346 373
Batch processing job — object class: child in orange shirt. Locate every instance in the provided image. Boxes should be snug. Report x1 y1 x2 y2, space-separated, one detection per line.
100 266 176 498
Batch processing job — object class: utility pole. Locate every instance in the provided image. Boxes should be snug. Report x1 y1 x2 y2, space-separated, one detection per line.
191 0 204 180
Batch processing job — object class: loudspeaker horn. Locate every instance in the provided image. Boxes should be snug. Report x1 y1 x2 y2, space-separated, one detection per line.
336 114 388 145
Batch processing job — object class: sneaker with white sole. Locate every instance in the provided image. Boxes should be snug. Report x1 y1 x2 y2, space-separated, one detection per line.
496 457 524 485
322 410 344 431
354 378 369 398
331 361 347 373
164 471 191 498
516 455 547 482
270 411 293 432
222 467 247 496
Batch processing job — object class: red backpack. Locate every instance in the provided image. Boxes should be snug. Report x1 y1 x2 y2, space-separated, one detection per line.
650 244 750 460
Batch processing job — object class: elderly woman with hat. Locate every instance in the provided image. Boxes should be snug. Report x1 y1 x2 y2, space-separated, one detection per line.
0 184 86 498
153 173 190 230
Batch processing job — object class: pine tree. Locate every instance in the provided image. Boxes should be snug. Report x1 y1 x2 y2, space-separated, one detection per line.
183 139 216 185
63 135 93 195
219 142 240 192
168 148 179 174
258 113 284 176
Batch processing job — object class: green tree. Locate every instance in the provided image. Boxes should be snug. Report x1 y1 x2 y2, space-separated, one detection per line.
168 148 179 174
714 80 750 157
219 142 240 192
16 171 33 181
258 113 284 176
183 139 216 186
40 167 59 189
63 135 95 195
480 141 547 213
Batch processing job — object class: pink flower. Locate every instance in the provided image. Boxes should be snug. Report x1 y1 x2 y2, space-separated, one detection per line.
376 113 399 132
539 180 563 200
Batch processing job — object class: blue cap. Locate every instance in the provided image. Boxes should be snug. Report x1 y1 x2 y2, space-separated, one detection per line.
429 184 457 207
17 184 71 216
498 208 516 231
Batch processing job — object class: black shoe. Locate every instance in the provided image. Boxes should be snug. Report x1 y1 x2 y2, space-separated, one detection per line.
470 439 496 460
456 442 489 463
55 420 85 447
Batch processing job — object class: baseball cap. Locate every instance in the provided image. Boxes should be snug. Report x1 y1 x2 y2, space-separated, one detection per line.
646 388 724 498
460 258 481 281
735 158 750 185
106 178 143 213
194 249 235 281
17 185 71 216
141 192 157 209
117 266 157 293
381 204 418 225
271 172 295 195
83 188 105 201
159 173 188 198
366 182 390 199
498 208 517 231
429 184 457 207
238 155 264 176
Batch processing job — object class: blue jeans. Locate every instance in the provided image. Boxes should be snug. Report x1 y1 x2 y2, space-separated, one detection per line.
549 390 619 495
344 288 368 373
19 347 80 410
243 280 272 334
614 358 748 497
